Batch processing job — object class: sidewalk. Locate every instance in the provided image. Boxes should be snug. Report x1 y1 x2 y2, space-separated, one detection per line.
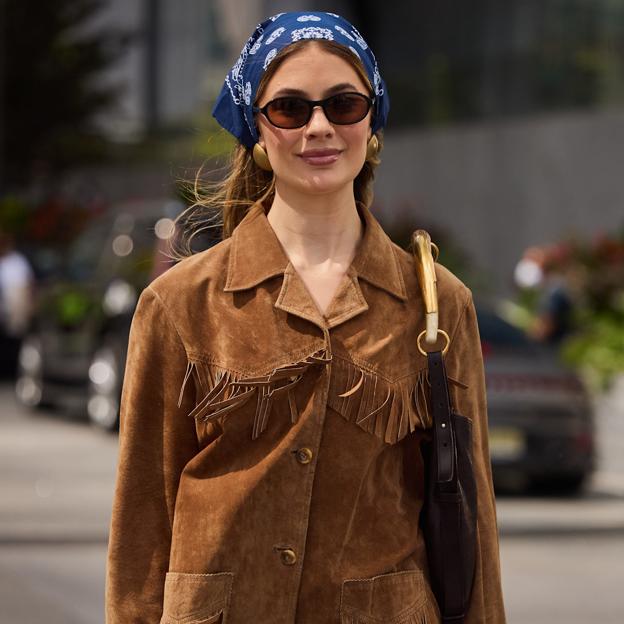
0 397 117 545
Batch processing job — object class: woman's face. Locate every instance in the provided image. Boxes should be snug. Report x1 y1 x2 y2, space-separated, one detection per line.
255 43 372 198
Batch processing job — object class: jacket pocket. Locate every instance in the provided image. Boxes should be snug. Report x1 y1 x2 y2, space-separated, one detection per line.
339 569 440 624
160 571 233 624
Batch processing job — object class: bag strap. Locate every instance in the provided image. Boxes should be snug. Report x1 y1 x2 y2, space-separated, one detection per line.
427 349 467 624
428 349 455 484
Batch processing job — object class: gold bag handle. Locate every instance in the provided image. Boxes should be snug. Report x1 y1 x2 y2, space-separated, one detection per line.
411 230 450 356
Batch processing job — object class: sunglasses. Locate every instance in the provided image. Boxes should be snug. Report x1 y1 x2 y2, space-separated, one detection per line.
253 92 374 129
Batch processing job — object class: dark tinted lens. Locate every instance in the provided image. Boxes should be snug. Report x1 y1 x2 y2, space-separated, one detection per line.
266 97 310 128
325 93 370 124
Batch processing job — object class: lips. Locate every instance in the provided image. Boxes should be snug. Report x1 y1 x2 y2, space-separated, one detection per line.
299 148 342 166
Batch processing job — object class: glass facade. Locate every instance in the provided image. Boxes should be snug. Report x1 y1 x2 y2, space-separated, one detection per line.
344 0 624 128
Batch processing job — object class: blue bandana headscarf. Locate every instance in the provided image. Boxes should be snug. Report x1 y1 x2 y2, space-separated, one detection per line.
212 11 390 149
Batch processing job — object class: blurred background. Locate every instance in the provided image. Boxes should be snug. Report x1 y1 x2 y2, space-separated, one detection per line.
0 1 623 622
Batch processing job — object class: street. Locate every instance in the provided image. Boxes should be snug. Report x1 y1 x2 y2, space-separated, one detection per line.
1 382 623 623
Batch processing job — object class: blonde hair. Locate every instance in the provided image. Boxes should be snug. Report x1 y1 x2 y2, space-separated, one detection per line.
169 39 384 260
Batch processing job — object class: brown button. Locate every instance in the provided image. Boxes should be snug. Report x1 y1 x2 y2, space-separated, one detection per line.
280 548 297 566
295 447 313 464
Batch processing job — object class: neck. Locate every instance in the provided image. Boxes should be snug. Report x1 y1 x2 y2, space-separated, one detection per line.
266 182 364 273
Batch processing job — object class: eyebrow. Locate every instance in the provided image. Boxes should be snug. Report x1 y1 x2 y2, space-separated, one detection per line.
270 82 361 98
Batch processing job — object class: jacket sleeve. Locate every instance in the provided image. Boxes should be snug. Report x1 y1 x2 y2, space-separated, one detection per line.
105 286 200 623
445 291 507 623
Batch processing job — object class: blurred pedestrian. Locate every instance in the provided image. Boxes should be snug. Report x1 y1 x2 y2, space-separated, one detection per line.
0 229 35 374
106 11 506 624
517 246 574 346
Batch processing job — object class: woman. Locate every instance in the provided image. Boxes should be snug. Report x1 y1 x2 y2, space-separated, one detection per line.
105 12 506 624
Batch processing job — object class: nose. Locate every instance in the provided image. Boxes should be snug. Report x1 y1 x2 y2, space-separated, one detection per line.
304 105 334 137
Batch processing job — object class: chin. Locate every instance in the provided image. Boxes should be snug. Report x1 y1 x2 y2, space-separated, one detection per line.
290 167 360 196
299 176 350 196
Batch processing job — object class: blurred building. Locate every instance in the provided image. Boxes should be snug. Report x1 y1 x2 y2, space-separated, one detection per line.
90 0 624 296
91 0 228 140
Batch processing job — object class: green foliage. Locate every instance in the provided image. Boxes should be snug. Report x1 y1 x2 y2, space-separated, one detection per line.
1 0 130 187
193 113 237 161
561 308 624 392
514 226 624 390
0 195 30 236
56 289 93 325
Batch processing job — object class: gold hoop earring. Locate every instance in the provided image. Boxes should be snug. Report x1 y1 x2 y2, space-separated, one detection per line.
252 143 273 172
365 135 379 162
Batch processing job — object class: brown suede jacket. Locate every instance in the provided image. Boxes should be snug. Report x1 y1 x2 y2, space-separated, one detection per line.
105 201 507 624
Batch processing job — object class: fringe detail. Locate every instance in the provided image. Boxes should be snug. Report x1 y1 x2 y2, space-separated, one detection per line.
177 359 196 408
177 347 455 445
179 347 331 440
328 356 433 444
340 599 440 624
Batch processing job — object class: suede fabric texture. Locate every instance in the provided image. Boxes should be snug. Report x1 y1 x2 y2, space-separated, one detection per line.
105 200 507 624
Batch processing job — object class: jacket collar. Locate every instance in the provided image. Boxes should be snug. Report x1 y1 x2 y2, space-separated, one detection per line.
223 201 408 303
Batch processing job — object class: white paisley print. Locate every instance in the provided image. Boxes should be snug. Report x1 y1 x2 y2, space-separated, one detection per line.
334 25 354 41
265 27 285 45
263 48 277 69
297 15 321 22
291 27 334 42
350 26 368 50
373 65 383 95
225 28 263 134
249 34 264 55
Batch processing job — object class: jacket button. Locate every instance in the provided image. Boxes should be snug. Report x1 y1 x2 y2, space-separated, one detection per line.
280 548 297 566
295 447 313 464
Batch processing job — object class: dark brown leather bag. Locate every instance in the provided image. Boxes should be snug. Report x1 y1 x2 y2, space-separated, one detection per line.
420 349 478 623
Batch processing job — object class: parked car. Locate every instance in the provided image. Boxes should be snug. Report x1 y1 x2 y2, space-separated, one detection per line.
477 304 595 494
14 198 212 431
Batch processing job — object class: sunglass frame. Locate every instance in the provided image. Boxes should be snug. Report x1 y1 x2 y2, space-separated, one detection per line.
253 92 375 129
